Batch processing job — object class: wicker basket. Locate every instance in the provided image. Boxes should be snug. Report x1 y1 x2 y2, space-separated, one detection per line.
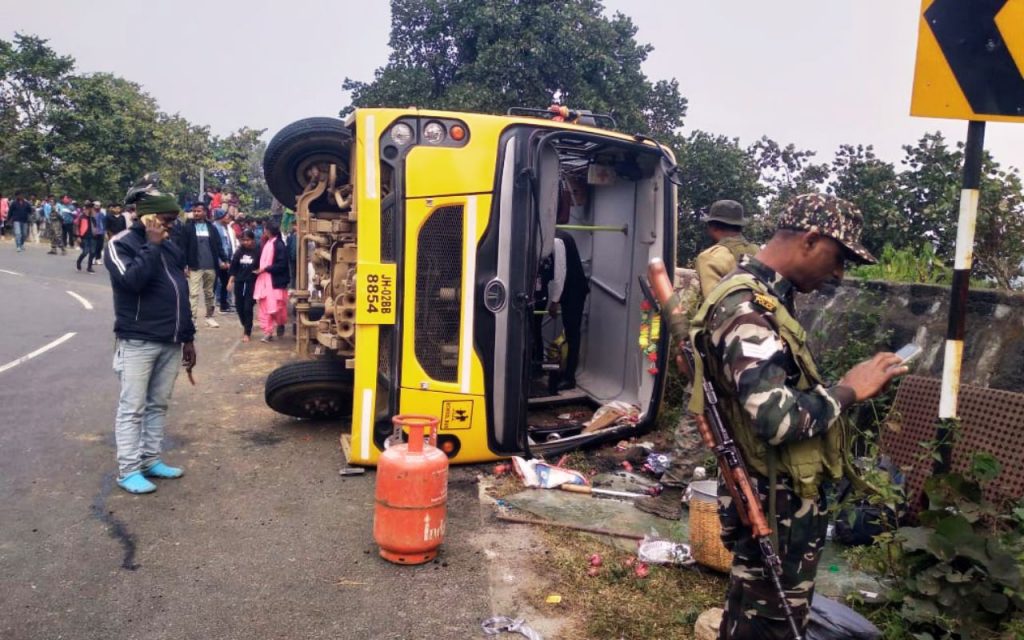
689 481 733 573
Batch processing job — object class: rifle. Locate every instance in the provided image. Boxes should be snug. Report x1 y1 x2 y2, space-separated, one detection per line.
644 258 804 640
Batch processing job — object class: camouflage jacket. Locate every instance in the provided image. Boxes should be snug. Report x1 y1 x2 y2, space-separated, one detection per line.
705 257 855 447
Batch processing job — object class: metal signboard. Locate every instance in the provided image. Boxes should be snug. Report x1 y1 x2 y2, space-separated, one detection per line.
912 0 1024 122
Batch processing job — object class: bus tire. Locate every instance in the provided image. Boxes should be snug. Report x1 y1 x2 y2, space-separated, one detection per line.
263 117 352 209
265 359 354 420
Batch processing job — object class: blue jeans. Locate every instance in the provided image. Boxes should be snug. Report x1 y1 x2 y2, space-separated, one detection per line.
13 221 28 249
112 339 181 477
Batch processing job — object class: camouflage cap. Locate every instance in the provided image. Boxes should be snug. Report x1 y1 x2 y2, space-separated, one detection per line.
701 199 748 227
777 193 877 265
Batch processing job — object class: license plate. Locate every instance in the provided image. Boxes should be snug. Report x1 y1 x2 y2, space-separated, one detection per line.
355 263 397 324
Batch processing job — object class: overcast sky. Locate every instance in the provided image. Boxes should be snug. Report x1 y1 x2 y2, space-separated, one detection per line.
5 0 1024 173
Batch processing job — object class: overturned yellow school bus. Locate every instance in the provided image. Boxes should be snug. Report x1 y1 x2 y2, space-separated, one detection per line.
262 106 677 465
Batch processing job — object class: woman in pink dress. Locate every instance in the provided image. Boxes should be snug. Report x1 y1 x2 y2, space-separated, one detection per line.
253 221 290 342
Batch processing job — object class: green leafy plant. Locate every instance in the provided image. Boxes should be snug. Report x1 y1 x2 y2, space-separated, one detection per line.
887 454 1023 639
850 244 998 289
850 243 953 285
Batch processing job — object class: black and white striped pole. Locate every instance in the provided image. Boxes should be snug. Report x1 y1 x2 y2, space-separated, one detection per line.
935 120 986 474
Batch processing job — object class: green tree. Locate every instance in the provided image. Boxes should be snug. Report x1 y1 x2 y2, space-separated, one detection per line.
0 33 74 193
673 130 765 265
748 136 829 220
209 126 271 211
0 32 280 210
342 0 687 137
828 144 902 257
896 132 961 256
152 113 214 204
897 132 1024 288
48 73 164 201
974 160 1024 288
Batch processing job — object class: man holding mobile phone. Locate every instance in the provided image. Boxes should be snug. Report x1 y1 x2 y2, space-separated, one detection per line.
686 193 907 638
104 174 196 494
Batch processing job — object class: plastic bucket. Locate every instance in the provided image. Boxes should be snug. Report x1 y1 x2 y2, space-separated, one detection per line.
690 480 718 502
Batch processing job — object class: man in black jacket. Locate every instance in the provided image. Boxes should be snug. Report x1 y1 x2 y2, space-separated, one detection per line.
8 192 33 253
181 202 229 328
104 178 196 494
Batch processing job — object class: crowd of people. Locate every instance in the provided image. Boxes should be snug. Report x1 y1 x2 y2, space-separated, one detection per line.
0 188 297 343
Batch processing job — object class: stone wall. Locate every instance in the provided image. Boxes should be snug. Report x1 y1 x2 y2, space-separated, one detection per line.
674 267 1024 392
798 280 1024 392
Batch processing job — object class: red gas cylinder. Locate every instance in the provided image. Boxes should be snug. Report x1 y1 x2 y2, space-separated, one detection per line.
373 415 449 564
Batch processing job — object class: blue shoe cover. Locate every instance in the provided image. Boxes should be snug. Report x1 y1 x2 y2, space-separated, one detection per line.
142 460 183 479
117 471 156 494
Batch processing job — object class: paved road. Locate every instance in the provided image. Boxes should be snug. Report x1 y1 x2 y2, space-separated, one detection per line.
0 239 493 640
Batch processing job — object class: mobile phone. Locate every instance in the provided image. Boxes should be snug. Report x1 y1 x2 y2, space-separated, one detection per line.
894 343 922 365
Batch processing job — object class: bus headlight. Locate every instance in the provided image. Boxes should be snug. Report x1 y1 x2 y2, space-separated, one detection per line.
390 123 414 146
423 121 446 144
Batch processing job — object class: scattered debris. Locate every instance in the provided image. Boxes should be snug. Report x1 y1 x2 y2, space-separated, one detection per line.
643 451 672 475
637 538 694 566
496 513 644 541
588 553 603 567
544 594 562 604
557 411 589 421
582 401 640 433
559 484 650 499
338 467 365 476
591 470 658 491
512 457 587 489
501 484 687 552
633 562 650 578
636 485 684 520
481 616 544 640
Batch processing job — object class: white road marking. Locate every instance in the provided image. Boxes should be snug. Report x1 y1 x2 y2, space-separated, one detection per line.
0 332 77 375
65 290 94 310
0 269 23 276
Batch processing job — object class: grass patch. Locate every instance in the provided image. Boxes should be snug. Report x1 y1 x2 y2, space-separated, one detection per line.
530 528 726 639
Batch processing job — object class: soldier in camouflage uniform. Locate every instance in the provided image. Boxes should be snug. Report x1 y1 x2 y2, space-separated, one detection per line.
640 201 758 519
668 201 758 485
695 199 759 297
47 200 66 255
688 193 905 639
